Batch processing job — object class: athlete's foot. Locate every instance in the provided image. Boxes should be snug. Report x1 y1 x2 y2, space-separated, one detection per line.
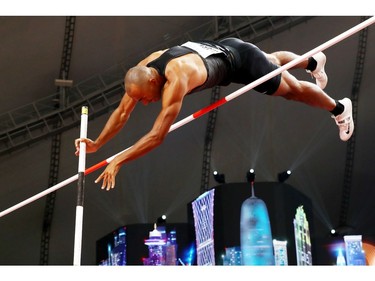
332 98 354 141
307 52 328 90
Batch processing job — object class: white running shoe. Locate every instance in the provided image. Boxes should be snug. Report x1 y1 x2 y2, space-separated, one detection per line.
332 98 354 141
306 52 328 90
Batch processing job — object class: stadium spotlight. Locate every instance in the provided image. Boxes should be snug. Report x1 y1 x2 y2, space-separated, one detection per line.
246 168 256 183
278 170 292 183
213 170 226 184
157 215 167 225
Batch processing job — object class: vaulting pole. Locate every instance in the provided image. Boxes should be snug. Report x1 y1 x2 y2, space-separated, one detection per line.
0 16 373 219
73 106 88 266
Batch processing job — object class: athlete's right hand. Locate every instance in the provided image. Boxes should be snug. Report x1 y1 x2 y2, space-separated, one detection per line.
74 138 98 156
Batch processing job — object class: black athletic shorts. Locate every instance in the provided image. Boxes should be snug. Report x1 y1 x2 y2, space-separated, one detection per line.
219 37 281 95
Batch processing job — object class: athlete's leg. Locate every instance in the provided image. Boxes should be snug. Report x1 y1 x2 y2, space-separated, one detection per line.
265 51 328 89
273 70 334 110
273 70 353 141
264 51 308 69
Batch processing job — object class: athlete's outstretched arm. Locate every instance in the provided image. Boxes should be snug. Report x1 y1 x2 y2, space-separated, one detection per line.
95 72 189 191
74 93 137 155
95 92 184 190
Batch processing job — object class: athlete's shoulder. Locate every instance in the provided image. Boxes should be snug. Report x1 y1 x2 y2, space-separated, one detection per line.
137 49 168 66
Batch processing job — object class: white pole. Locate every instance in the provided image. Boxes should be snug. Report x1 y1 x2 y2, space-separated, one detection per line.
73 106 88 266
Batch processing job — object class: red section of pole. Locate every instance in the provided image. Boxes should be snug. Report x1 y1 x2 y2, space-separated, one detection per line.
192 97 228 119
84 160 108 175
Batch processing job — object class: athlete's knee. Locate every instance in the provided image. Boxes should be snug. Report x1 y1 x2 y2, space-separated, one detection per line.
274 74 303 98
264 52 280 66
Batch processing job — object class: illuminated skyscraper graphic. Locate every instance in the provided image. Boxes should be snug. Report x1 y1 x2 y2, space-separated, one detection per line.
192 189 216 265
99 227 127 266
144 224 166 265
336 247 346 266
240 184 274 265
293 206 312 265
273 240 288 266
165 230 178 265
111 227 126 265
222 246 242 265
344 235 366 265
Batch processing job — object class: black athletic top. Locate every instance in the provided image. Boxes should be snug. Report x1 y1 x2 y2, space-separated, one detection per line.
146 38 281 95
146 41 235 94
